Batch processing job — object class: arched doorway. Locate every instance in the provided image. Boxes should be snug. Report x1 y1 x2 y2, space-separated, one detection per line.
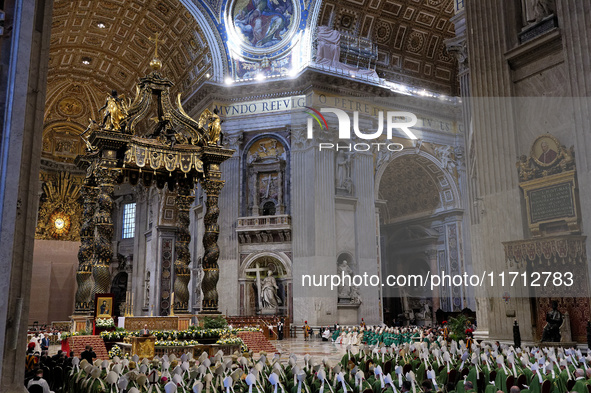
111 272 128 318
376 152 469 319
239 253 291 318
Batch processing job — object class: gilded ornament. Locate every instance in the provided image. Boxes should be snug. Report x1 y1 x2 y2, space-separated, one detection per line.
198 108 224 146
35 172 83 241
99 90 129 131
57 97 84 117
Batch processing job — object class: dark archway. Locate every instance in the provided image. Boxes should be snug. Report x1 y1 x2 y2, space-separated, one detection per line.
110 272 128 318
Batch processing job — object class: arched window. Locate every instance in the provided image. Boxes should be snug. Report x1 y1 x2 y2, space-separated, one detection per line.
262 201 276 216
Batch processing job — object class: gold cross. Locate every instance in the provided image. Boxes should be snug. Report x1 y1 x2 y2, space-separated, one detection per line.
148 32 164 58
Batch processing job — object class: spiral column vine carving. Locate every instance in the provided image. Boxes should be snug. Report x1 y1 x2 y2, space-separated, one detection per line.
173 183 195 313
75 183 96 313
201 173 225 314
92 166 120 297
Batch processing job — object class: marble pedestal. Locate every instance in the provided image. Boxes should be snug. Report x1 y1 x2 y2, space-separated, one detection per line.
337 305 359 325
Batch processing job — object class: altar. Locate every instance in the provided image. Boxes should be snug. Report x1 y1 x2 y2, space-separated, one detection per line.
122 316 184 331
131 336 156 358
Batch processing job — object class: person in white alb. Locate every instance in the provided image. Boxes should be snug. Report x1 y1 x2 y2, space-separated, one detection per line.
27 368 53 393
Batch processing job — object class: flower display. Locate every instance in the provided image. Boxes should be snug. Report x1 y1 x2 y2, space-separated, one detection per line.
61 331 83 340
216 337 245 345
96 318 115 328
108 344 122 359
100 331 128 341
99 326 262 344
155 339 199 347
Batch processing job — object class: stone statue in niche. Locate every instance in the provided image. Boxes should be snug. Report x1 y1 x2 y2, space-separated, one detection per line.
261 270 282 313
336 151 353 193
337 260 353 298
349 286 362 305
522 0 554 24
144 271 150 308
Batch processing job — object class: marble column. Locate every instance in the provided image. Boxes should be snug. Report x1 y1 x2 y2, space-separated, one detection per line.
217 132 241 315
92 166 121 298
200 160 226 314
465 1 529 340
133 185 148 314
291 126 337 326
0 0 54 390
75 184 96 314
558 1 591 310
353 150 381 324
173 183 195 313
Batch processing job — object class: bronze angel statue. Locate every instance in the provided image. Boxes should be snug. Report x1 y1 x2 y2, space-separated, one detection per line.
198 108 224 146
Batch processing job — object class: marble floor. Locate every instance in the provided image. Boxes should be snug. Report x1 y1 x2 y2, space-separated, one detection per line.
273 337 351 365
47 337 354 365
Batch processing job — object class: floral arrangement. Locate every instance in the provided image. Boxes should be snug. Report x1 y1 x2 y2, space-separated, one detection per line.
61 331 84 340
155 339 199 347
99 326 262 343
108 345 122 359
233 327 261 333
100 330 127 341
216 337 245 346
96 318 115 328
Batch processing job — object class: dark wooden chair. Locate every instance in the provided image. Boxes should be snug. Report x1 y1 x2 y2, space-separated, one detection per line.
448 369 459 385
586 384 591 393
51 366 64 392
477 372 485 393
384 360 392 375
403 364 412 375
489 370 496 384
461 368 470 378
506 375 515 392
363 388 373 393
364 360 372 374
41 366 52 388
541 380 551 393
567 380 576 392
517 374 527 390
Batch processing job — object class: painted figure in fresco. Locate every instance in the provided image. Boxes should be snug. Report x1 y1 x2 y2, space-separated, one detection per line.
234 0 292 47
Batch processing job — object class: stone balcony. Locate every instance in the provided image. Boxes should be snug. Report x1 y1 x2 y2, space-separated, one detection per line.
236 215 291 244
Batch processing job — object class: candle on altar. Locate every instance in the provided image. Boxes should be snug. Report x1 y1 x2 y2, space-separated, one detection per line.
171 292 174 308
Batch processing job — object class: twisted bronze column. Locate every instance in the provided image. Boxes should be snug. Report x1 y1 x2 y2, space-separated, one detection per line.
173 183 195 313
75 183 96 314
92 166 120 297
201 163 225 314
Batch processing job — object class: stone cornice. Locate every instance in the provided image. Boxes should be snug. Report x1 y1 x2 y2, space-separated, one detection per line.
183 68 462 121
